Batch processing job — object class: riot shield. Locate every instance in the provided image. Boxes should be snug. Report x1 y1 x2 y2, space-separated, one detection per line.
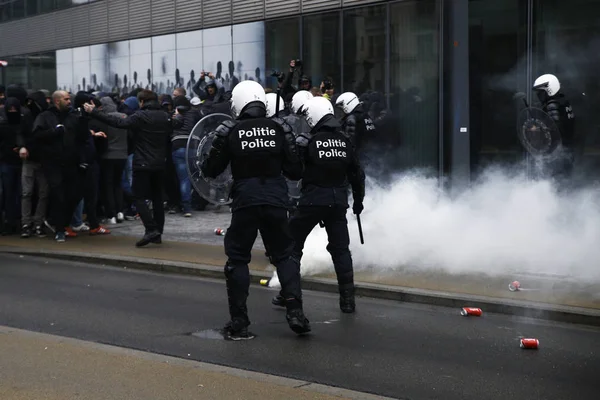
517 107 561 156
185 113 234 205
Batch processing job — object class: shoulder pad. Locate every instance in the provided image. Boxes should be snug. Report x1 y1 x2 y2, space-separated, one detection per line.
545 101 561 111
272 117 292 134
296 132 312 147
214 120 236 136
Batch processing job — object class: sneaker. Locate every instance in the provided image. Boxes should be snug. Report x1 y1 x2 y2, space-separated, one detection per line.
222 321 254 341
35 225 46 238
106 217 117 225
271 294 286 308
168 207 177 215
90 226 111 235
65 227 78 238
117 212 125 222
44 220 56 233
184 212 192 218
71 223 89 232
55 232 66 243
21 224 31 238
286 308 311 335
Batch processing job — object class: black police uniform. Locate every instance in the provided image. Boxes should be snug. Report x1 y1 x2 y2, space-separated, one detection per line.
339 103 376 151
284 114 365 313
201 102 311 337
536 90 576 183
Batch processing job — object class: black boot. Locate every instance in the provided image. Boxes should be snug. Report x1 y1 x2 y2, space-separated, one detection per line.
136 230 161 247
222 318 254 341
284 298 310 334
271 294 286 307
339 286 356 314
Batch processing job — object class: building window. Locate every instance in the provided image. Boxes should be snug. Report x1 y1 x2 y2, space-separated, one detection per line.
342 4 386 96
388 0 440 173
303 12 341 95
11 0 25 19
265 17 300 90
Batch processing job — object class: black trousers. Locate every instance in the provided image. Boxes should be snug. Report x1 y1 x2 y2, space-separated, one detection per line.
100 159 126 218
132 169 165 234
289 205 354 288
44 164 85 234
224 205 302 324
83 162 100 230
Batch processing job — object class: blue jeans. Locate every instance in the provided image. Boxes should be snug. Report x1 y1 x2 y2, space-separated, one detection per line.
71 199 84 227
172 148 192 212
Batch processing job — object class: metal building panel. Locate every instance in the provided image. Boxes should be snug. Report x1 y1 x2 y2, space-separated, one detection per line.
175 0 203 31
265 0 301 18
342 0 384 6
30 14 56 52
107 0 129 42
151 0 176 35
128 0 152 39
302 0 341 13
232 0 264 24
203 0 232 28
53 11 74 49
88 1 109 44
70 5 91 47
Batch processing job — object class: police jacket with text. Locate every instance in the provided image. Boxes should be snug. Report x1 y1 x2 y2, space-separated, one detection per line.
200 104 302 211
340 103 376 151
543 94 575 149
90 100 182 171
297 114 365 208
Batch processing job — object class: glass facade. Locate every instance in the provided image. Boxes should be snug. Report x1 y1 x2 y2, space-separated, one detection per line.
1 0 598 184
0 0 98 22
469 0 600 182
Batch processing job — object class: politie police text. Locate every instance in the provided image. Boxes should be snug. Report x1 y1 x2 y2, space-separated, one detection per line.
239 127 277 150
316 138 347 158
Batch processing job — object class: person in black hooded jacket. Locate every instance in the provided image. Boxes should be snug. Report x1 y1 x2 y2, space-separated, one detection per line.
32 90 89 242
84 89 182 247
20 91 50 238
0 97 28 235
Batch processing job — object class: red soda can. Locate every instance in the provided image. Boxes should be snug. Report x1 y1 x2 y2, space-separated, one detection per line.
214 228 226 236
460 307 482 317
520 338 539 349
508 281 521 292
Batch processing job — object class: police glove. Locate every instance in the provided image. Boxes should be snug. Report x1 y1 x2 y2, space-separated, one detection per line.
353 202 364 215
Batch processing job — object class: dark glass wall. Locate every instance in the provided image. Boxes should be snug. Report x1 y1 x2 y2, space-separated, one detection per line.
532 0 600 183
0 0 99 22
469 0 528 176
265 17 300 89
0 52 56 90
303 12 341 93
390 0 440 173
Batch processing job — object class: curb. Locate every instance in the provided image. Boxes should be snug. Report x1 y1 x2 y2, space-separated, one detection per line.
3 247 600 327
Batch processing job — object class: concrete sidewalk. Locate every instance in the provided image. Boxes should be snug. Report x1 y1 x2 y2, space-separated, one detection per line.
0 326 389 400
1 233 600 326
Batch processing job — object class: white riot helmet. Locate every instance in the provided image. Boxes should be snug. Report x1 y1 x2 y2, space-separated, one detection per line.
265 92 285 118
290 90 313 115
303 97 334 129
335 92 360 115
533 74 561 97
230 80 266 118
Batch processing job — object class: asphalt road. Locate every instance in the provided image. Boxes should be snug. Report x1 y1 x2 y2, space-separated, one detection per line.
1 254 598 400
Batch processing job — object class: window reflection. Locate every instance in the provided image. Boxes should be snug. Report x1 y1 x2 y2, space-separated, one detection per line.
303 12 341 96
265 17 299 89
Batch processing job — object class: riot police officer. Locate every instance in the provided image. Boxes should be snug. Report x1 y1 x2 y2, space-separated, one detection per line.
532 74 576 182
272 97 365 313
335 92 376 151
201 80 311 340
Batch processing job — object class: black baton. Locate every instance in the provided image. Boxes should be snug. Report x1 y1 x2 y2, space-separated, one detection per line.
357 215 364 245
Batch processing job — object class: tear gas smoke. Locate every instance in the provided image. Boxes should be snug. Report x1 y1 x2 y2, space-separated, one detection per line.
286 166 600 284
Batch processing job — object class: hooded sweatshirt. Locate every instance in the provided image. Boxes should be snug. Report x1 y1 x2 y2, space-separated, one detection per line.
0 97 27 165
99 97 128 160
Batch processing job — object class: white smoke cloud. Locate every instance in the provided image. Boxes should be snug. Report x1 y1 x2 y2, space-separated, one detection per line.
295 167 600 283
